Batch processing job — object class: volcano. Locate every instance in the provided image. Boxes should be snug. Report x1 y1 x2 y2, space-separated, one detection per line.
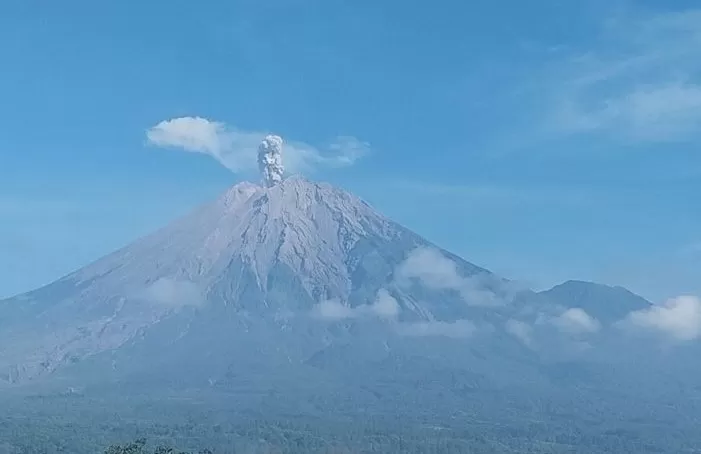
3 172 701 453
0 175 518 386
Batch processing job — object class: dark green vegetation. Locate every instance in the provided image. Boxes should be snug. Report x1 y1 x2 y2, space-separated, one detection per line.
2 380 701 454
104 439 211 454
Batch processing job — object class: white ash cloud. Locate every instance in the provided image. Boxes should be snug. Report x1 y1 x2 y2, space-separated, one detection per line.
395 247 505 306
312 289 400 321
146 116 369 176
622 295 701 342
257 135 284 187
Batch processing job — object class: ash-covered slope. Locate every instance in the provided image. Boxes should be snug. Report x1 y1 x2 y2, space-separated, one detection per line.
0 175 505 384
54 175 411 311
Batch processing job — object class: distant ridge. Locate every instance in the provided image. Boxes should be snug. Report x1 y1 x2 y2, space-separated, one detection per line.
539 279 652 323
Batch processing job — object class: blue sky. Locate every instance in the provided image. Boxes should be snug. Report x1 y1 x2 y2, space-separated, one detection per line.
1 0 700 302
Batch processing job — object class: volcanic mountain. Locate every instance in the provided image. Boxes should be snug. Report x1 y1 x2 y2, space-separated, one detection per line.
4 173 701 453
0 175 518 386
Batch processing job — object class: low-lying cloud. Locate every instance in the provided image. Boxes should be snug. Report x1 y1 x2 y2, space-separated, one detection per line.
140 277 203 308
505 319 535 348
507 308 600 352
312 287 478 340
146 117 369 175
396 319 476 339
312 289 400 321
395 247 504 306
549 308 601 336
623 295 701 342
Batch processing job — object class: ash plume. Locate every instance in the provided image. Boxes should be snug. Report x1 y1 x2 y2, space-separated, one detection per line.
258 135 284 187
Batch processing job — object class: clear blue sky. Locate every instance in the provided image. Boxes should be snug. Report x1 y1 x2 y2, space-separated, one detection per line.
1 0 700 302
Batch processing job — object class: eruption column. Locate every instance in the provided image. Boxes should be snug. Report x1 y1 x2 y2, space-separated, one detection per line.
257 135 284 187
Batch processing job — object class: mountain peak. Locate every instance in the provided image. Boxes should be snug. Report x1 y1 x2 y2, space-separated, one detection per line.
557 279 618 289
549 279 640 296
67 176 396 300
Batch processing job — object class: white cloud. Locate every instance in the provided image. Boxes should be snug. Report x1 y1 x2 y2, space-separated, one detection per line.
624 295 701 341
507 310 600 352
310 287 476 340
312 289 400 321
146 117 228 157
146 116 369 175
140 278 203 308
505 319 534 348
549 308 601 336
313 299 355 321
397 319 476 339
546 9 701 143
372 289 402 319
395 247 503 306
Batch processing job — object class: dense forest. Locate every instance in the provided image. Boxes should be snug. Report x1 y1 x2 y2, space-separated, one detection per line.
104 439 211 454
2 374 700 454
1 407 695 454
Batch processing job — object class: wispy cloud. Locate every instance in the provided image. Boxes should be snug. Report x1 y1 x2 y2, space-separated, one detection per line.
506 307 600 352
623 295 701 342
395 247 504 306
146 116 370 175
505 319 535 348
552 82 701 142
545 9 701 143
